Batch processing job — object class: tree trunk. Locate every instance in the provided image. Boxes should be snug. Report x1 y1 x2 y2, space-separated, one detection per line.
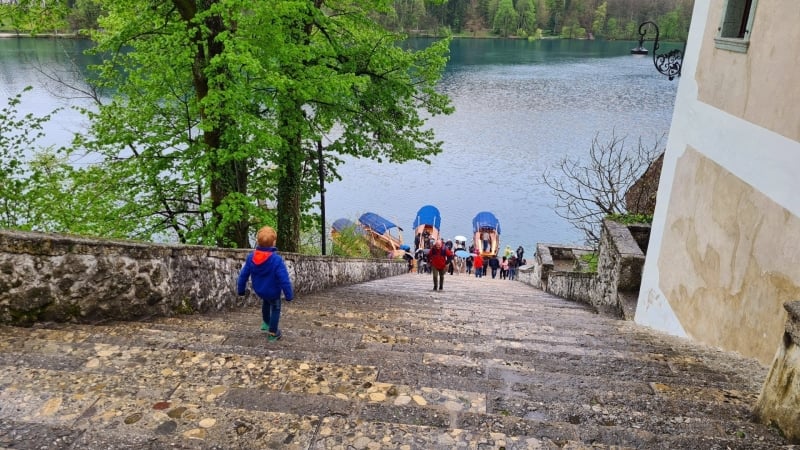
176 0 250 249
276 101 304 253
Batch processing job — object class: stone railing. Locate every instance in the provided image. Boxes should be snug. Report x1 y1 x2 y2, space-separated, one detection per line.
521 219 650 319
0 230 405 326
754 301 800 443
593 219 648 319
520 243 595 304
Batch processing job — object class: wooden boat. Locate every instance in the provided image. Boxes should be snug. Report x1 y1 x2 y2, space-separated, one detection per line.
412 205 441 252
472 211 501 258
358 212 405 257
331 218 361 241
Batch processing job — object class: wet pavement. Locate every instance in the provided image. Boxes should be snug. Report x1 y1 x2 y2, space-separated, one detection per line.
0 273 794 449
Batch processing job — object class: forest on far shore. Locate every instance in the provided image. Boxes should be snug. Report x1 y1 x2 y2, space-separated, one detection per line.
2 0 693 42
380 0 693 40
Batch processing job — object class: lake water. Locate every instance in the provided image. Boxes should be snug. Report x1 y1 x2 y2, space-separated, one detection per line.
1 37 677 253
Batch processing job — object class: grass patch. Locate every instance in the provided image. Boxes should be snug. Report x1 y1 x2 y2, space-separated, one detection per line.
578 253 598 273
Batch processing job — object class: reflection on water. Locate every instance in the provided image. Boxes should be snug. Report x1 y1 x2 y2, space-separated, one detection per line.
1 37 677 252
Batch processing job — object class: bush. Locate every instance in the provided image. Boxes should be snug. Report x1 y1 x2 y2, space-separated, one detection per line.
607 213 653 225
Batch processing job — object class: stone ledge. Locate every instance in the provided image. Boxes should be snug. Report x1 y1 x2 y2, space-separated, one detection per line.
0 230 405 326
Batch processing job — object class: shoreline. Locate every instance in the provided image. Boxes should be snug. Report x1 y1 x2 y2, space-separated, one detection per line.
0 32 82 39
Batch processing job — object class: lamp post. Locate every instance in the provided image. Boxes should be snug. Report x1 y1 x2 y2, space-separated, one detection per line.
630 21 684 81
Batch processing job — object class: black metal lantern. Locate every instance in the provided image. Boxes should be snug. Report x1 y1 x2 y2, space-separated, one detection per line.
631 21 684 81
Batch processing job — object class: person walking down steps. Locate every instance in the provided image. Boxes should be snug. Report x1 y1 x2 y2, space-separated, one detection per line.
237 226 294 342
428 239 453 291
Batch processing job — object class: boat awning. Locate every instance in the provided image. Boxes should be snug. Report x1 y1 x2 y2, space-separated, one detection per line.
359 213 400 235
332 218 363 234
472 211 501 234
412 205 441 230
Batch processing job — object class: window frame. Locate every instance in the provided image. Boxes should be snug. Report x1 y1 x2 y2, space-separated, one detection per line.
714 0 758 53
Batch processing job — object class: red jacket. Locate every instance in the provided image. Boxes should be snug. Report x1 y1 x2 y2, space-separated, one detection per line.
428 246 452 270
473 255 484 269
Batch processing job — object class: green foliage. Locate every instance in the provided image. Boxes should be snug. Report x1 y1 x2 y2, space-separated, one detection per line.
4 0 693 43
578 252 598 273
0 88 53 229
492 0 518 37
2 0 71 34
516 0 537 35
1 88 154 238
330 222 372 258
607 213 653 225
66 0 104 34
591 2 607 38
66 0 452 252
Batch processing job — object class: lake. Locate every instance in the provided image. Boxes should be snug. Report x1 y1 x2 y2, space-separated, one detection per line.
0 37 677 253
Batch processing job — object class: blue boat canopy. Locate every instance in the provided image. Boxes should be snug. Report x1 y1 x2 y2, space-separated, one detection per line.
332 218 362 234
472 211 501 234
359 212 401 235
412 205 441 230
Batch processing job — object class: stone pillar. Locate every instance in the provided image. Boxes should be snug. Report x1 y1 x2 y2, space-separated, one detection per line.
754 301 800 443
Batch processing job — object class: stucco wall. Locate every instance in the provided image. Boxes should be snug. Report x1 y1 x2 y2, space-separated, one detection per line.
654 148 800 363
696 0 800 142
0 230 405 326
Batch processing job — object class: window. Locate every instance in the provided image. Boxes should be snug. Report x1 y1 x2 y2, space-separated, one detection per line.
715 0 758 52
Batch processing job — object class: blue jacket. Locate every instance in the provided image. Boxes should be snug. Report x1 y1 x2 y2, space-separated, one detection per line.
237 246 294 301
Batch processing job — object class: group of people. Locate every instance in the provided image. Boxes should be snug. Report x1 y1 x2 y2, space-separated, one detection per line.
412 238 527 289
469 253 523 280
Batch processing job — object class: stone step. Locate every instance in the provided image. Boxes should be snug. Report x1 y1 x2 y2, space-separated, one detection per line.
0 273 792 449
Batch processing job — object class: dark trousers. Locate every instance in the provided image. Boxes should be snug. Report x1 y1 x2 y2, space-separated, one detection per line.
261 297 282 334
432 267 445 289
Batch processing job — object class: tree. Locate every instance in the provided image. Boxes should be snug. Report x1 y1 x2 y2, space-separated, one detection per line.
541 132 663 246
0 89 52 228
516 0 537 36
492 0 518 36
545 0 564 34
591 1 607 38
71 0 451 250
4 0 71 34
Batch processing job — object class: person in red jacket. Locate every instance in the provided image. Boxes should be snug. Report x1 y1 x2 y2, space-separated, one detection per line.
428 239 453 291
473 251 484 278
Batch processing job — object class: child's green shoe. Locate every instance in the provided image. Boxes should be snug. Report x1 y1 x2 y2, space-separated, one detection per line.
268 331 282 342
260 322 268 332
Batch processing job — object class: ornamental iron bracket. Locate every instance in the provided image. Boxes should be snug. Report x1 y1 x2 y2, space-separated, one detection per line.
632 21 684 81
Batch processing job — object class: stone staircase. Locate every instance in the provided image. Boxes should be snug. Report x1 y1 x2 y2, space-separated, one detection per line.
0 273 794 449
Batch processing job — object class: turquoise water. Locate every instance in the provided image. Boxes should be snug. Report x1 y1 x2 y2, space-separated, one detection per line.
1 37 677 251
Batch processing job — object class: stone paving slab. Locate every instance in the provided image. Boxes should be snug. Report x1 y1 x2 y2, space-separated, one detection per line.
0 273 796 449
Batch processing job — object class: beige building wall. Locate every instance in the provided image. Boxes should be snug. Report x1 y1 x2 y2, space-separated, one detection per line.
636 0 800 365
657 148 800 362
695 0 800 142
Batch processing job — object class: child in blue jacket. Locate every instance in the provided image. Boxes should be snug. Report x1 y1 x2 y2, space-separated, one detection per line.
237 226 294 342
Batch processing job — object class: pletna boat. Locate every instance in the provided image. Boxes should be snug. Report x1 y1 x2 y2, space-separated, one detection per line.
412 205 441 252
331 218 362 241
358 212 405 257
472 211 501 258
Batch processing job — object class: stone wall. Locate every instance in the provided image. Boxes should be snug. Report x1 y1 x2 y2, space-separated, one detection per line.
593 218 648 317
754 301 800 443
521 220 649 319
521 243 595 304
0 230 405 326
547 271 595 304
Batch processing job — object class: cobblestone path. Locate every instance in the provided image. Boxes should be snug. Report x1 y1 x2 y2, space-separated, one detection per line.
0 273 794 449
